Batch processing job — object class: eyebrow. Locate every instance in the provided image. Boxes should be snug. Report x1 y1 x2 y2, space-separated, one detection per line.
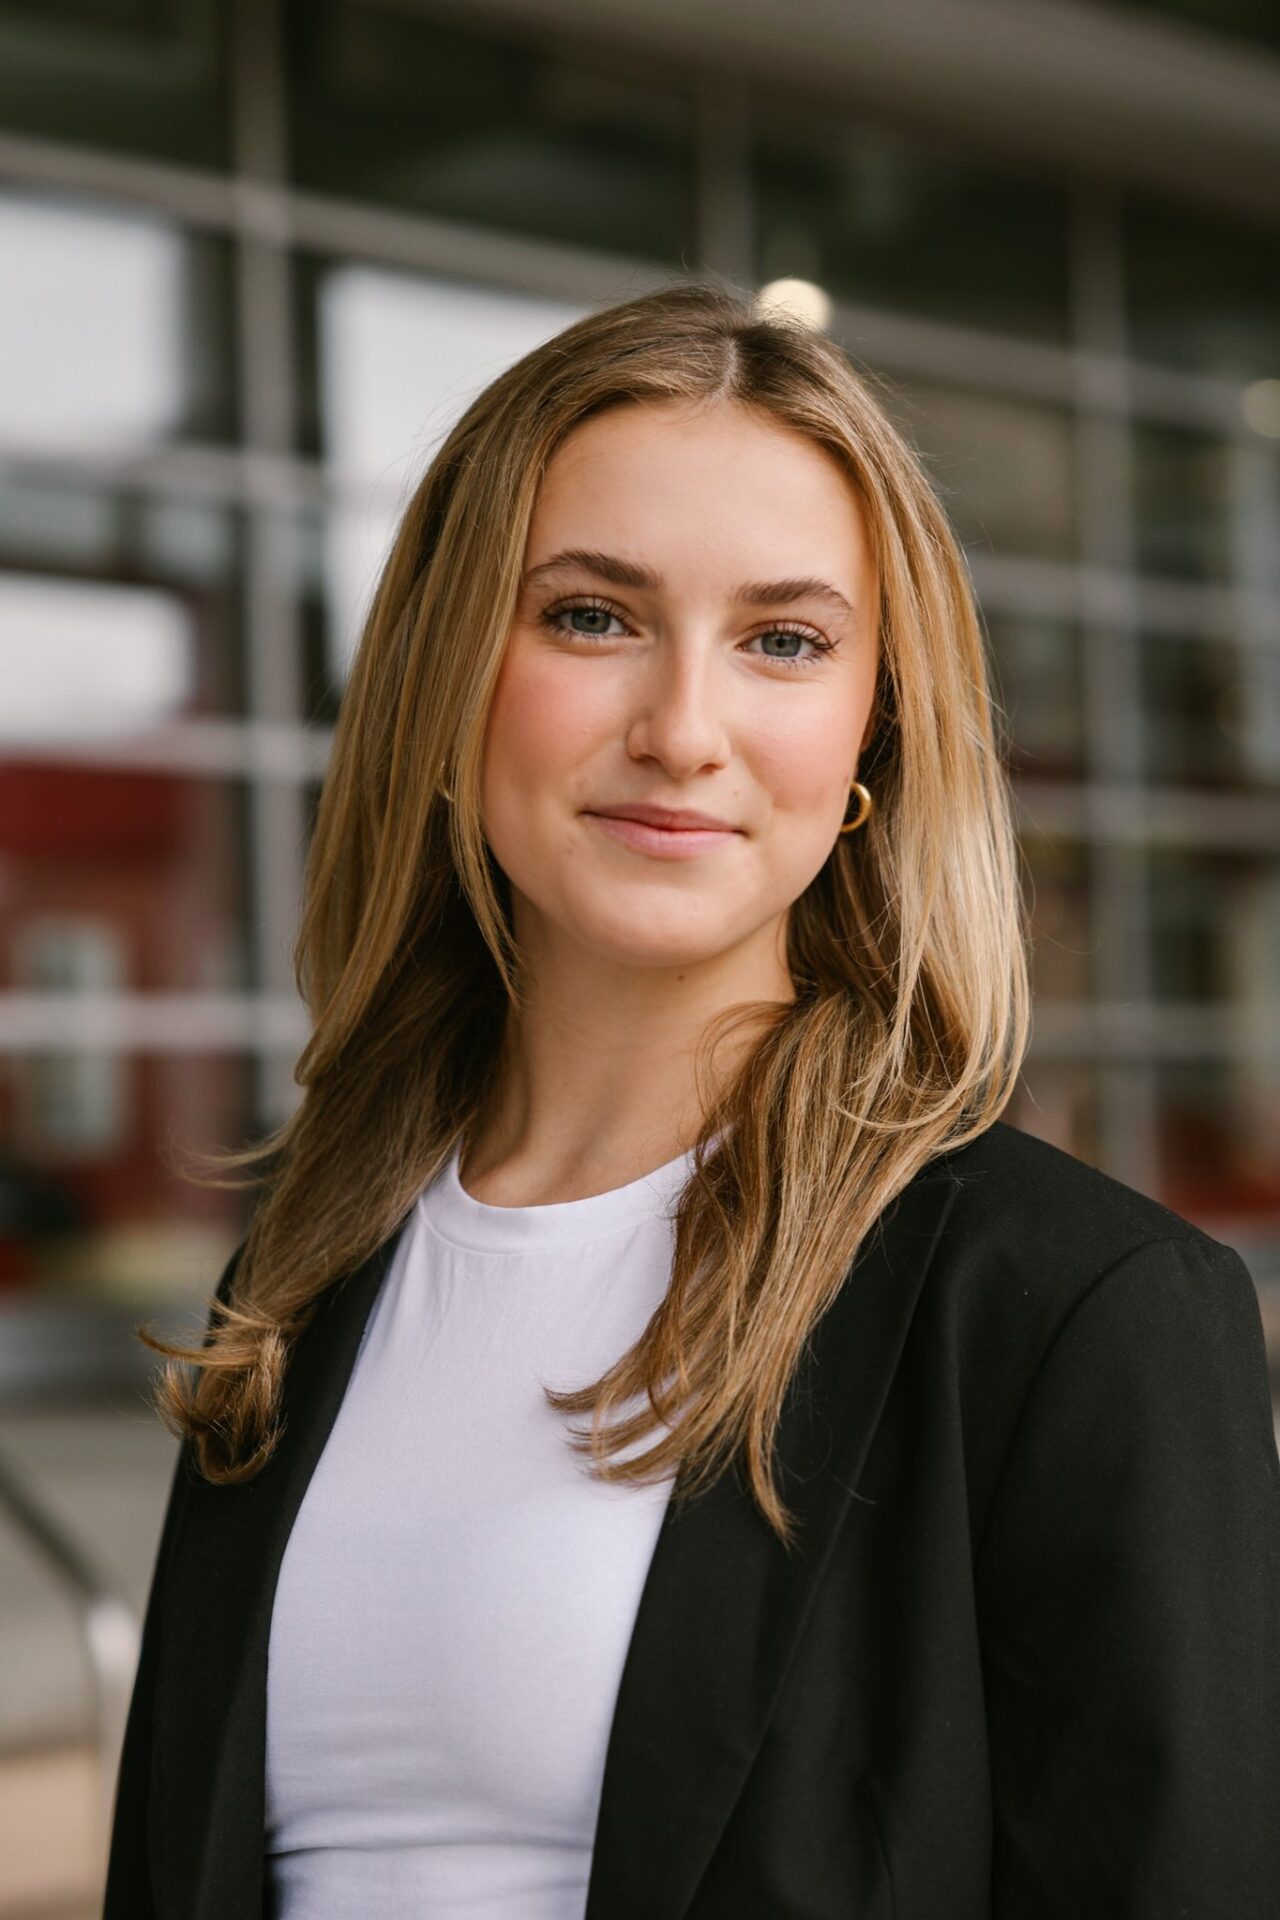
521 547 856 619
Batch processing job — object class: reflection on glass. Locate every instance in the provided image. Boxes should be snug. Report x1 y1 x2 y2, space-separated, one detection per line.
0 1050 254 1307
316 266 585 483
0 0 229 167
1155 1057 1280 1241
0 576 193 742
285 1 696 263
1021 835 1093 1001
1004 1061 1101 1166
1147 847 1280 1006
753 107 1071 341
0 529 245 720
298 510 339 728
307 261 586 691
1232 441 1280 595
880 381 1076 559
1140 630 1280 791
0 192 236 452
1125 192 1280 386
0 767 252 993
984 613 1085 779
1131 424 1234 582
1101 0 1280 59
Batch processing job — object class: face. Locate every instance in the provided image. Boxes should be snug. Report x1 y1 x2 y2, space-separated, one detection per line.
478 396 880 986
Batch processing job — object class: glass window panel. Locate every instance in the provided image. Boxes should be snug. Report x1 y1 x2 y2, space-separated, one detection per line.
1090 0 1280 60
0 767 252 993
0 536 246 720
1131 424 1235 583
1231 442 1280 597
0 192 237 452
1146 846 1280 1006
1020 833 1094 1002
752 107 1071 343
0 1048 257 1311
284 1 697 263
1003 1061 1103 1166
300 260 586 696
880 381 1077 559
315 263 586 482
1140 629 1280 791
984 612 1086 779
297 508 338 729
2 577 193 738
1124 190 1280 386
0 0 229 168
1154 1056 1280 1253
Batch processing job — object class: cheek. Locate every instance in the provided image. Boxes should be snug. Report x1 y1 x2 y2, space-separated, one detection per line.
483 643 605 793
751 705 857 817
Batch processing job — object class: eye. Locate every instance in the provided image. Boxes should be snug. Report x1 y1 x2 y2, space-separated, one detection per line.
744 624 838 671
541 595 840 672
538 595 628 640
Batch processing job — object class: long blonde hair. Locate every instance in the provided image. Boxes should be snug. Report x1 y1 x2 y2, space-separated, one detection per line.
141 279 1030 1550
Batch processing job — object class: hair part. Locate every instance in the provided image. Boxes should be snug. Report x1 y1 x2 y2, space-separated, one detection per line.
139 278 1031 1551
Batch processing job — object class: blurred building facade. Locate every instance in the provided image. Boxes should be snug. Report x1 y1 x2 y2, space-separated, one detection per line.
0 1 1278 1904
0 0 1277 1323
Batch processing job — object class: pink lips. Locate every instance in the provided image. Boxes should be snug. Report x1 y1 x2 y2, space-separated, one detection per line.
584 804 742 860
590 802 738 831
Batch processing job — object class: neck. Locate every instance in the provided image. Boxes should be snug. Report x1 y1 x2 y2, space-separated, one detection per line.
461 922 794 1207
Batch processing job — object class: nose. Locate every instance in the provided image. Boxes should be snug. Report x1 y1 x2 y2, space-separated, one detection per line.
622 635 733 780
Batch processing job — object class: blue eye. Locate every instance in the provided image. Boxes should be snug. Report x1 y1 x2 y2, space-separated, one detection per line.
747 628 834 668
538 596 836 671
543 601 625 639
564 606 625 637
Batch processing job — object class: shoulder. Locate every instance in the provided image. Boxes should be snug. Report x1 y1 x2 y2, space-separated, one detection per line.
918 1117 1259 1370
930 1117 1234 1273
907 1122 1273 1531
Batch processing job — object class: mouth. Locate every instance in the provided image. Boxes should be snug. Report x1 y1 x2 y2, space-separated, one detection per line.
588 803 738 832
582 810 742 860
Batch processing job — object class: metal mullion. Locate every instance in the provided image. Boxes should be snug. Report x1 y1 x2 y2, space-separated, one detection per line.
1030 1000 1280 1059
0 127 238 231
5 125 1274 443
0 992 310 1052
228 0 307 1130
694 70 752 287
0 128 1272 444
1069 185 1160 1194
1226 438 1280 1178
1013 779 1280 852
0 720 329 783
6 423 1278 643
1 7 1275 1192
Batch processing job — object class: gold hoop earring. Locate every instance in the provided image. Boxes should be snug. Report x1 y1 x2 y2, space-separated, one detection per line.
438 782 454 805
839 780 872 835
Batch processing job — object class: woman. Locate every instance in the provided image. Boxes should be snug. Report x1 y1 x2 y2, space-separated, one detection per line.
104 281 1280 1919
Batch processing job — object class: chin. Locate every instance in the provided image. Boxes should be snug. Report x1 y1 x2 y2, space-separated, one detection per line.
577 915 737 971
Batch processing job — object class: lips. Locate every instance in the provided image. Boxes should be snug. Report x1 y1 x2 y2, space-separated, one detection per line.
587 804 739 832
583 807 742 861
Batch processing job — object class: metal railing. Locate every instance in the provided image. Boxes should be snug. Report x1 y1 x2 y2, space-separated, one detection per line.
0 1441 140 1846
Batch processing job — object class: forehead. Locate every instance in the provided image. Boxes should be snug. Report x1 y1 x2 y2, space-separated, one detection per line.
530 399 873 583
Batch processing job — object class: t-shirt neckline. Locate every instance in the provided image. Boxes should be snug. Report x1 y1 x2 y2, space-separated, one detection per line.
420 1137 701 1254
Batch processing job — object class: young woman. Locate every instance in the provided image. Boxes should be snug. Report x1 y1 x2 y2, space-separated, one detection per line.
105 281 1280 1920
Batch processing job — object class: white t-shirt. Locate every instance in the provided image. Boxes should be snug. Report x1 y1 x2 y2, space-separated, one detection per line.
264 1136 698 1919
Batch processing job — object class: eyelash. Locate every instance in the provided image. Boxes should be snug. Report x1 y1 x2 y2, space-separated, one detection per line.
537 595 837 672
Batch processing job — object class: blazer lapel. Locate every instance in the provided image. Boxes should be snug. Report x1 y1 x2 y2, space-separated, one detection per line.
154 1161 959 1920
581 1162 961 1920
152 1223 411 1920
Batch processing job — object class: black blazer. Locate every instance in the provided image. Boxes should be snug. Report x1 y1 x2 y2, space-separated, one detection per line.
104 1119 1280 1919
